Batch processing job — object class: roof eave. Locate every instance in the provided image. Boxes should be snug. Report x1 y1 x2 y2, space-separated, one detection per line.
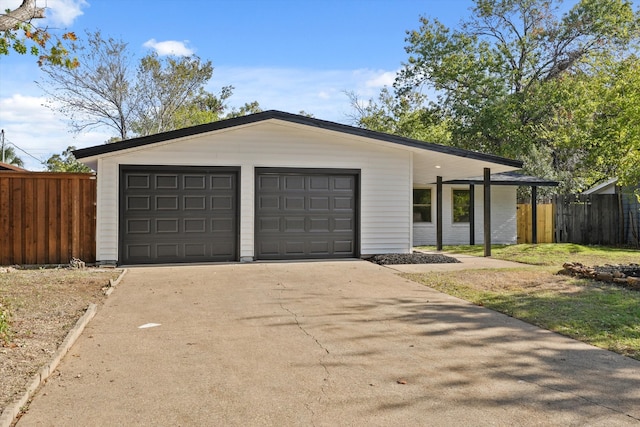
72 110 523 169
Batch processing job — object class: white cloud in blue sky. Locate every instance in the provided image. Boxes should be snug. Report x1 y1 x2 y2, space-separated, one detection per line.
143 39 195 56
0 0 477 170
43 0 88 27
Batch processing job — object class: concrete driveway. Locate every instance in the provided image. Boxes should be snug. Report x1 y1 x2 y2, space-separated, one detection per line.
19 261 640 426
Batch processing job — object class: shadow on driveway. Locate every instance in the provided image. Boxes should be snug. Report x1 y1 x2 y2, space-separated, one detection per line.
19 261 640 426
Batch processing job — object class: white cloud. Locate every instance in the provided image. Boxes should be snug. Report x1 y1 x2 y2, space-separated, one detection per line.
143 39 195 56
43 0 88 27
0 94 110 171
365 70 398 88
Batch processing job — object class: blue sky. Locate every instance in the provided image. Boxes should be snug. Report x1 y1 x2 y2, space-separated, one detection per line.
0 0 583 169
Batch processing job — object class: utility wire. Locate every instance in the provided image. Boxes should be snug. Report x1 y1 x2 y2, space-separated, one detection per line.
3 138 46 165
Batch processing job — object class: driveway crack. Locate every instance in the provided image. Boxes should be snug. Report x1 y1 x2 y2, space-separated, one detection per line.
276 282 331 420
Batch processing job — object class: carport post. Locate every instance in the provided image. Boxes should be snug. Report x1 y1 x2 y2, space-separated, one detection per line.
437 176 443 251
469 184 475 245
484 168 491 257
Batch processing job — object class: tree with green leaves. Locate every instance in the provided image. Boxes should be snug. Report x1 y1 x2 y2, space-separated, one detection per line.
1 145 24 167
347 88 451 144
39 31 260 142
354 0 639 194
45 146 91 172
0 0 78 68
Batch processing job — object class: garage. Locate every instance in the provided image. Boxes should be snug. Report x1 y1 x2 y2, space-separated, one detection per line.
73 111 523 265
119 166 238 264
255 168 359 260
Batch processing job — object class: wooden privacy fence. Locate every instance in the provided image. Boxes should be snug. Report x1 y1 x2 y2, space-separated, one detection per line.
0 172 96 265
554 194 623 245
516 204 554 244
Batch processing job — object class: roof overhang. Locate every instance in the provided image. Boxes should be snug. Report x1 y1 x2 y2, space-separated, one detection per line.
73 110 524 180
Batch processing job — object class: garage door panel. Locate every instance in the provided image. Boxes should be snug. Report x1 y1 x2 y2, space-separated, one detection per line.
127 175 149 189
285 176 305 190
258 175 280 191
156 196 179 210
184 175 205 189
156 175 178 189
333 176 354 190
184 218 206 233
211 175 233 189
156 218 179 233
334 240 354 254
184 196 206 210
256 170 358 260
120 167 238 264
284 196 305 210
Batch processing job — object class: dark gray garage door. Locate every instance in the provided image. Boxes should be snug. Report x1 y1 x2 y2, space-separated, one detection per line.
255 168 359 260
120 166 238 264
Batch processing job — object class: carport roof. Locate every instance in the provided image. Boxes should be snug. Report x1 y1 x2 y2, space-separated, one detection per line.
445 171 559 186
72 110 522 168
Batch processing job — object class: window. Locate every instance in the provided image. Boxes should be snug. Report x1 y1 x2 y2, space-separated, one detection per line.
413 189 432 222
452 189 470 223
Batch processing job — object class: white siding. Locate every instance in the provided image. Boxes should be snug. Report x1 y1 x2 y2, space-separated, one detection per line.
413 185 517 246
94 121 412 262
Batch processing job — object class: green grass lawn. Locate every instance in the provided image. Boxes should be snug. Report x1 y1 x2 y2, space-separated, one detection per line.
417 243 640 267
408 244 640 360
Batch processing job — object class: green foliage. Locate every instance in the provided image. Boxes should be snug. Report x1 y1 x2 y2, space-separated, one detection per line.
347 88 452 144
352 0 640 194
0 9 78 68
40 31 261 141
132 52 215 136
410 269 640 359
45 146 91 172
417 243 640 267
1 145 24 167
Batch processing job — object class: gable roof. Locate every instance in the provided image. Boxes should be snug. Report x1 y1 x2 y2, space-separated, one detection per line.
72 110 523 168
582 178 618 194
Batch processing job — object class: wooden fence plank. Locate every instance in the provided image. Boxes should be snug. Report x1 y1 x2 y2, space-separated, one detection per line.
0 177 10 265
36 180 47 264
0 172 96 265
517 204 554 244
554 194 623 245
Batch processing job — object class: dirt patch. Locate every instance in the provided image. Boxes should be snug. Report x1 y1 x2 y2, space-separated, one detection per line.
368 253 460 265
0 268 121 415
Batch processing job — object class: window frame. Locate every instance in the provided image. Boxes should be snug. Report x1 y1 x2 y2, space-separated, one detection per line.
412 187 433 223
452 188 471 224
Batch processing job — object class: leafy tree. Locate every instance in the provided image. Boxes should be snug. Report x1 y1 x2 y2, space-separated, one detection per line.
132 53 216 136
352 0 639 194
0 145 24 167
39 31 136 139
45 146 91 172
0 0 78 68
347 88 451 144
39 31 260 141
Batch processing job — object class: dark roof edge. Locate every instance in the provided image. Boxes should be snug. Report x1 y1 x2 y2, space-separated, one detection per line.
72 110 523 168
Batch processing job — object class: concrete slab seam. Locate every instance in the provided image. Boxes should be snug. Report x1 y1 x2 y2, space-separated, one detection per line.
105 269 128 297
0 303 98 427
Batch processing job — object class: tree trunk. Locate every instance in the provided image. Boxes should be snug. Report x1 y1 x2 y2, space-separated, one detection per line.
0 0 45 31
